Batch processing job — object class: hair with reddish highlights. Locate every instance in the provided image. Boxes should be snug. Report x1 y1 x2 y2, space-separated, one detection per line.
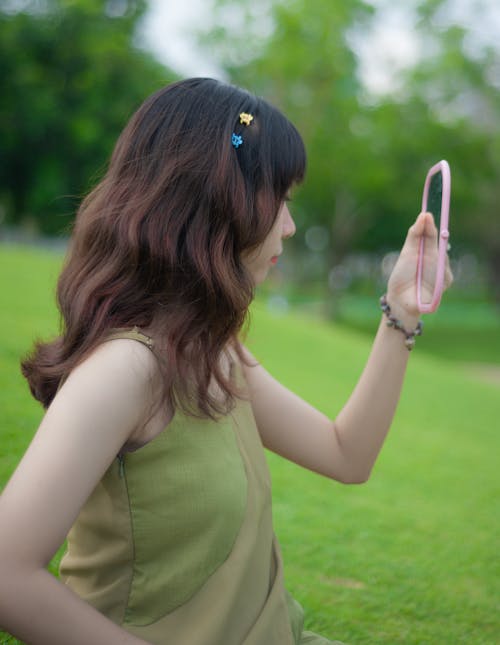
21 78 306 418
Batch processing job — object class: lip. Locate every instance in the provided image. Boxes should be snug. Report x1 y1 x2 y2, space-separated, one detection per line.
270 255 280 265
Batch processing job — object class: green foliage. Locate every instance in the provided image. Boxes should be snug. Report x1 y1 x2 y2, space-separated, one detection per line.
0 0 177 234
205 0 377 264
201 0 500 301
408 1 500 300
0 246 498 643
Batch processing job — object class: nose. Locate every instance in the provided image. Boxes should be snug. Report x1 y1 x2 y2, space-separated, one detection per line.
282 204 296 239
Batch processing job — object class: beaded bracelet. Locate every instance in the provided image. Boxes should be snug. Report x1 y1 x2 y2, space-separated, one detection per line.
379 295 423 351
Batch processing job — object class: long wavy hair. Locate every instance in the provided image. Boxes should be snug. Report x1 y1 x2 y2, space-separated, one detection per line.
22 78 306 418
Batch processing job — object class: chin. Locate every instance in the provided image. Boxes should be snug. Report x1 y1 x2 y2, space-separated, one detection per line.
253 269 269 286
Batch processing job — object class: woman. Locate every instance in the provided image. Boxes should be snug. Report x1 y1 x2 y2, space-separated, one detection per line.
0 78 450 644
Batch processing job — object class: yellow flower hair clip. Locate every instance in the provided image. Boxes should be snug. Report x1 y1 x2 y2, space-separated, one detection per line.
239 112 254 126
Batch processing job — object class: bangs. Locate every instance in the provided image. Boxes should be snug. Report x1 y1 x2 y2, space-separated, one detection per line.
231 88 306 203
269 112 307 198
272 118 306 200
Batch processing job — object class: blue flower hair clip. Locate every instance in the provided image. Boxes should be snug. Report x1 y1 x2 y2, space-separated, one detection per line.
231 112 253 149
231 133 243 149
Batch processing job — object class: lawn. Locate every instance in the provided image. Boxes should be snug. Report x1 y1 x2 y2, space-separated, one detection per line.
1 245 499 644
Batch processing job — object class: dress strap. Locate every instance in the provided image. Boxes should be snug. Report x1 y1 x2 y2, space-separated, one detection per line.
56 327 155 396
105 326 155 350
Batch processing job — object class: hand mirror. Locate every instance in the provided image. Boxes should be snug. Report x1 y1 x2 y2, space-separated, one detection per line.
417 159 451 313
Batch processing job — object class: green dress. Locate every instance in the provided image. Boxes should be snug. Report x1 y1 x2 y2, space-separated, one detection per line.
59 329 342 644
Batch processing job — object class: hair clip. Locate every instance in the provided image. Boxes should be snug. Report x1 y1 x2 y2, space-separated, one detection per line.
239 112 254 126
231 133 243 148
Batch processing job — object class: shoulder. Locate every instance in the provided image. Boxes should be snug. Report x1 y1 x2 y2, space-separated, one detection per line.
55 336 164 433
74 336 160 389
92 335 160 379
0 339 166 569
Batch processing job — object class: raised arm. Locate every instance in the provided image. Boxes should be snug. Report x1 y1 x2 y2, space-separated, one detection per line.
0 339 163 645
243 212 452 484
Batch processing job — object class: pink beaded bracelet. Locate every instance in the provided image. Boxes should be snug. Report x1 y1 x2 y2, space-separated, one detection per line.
380 295 423 351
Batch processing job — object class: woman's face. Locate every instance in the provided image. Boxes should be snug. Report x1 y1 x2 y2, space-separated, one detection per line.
242 200 296 285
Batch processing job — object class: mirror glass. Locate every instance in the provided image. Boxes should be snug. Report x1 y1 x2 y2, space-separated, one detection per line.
421 170 443 303
427 171 443 232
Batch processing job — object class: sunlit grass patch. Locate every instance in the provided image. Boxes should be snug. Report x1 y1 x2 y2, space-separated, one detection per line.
1 246 498 644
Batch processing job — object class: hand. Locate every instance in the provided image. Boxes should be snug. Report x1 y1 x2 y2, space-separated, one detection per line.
387 212 453 323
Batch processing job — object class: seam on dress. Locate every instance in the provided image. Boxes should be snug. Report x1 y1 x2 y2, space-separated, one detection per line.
119 455 137 627
122 412 249 626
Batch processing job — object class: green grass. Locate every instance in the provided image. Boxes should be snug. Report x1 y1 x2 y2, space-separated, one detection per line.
260 285 500 365
1 245 499 644
248 305 499 644
334 292 500 365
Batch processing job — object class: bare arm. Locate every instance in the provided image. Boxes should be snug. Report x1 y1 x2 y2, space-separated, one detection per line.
0 339 163 645
243 315 411 483
244 212 452 484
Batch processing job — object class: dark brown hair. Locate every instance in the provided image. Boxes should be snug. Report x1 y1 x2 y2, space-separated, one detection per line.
22 77 306 418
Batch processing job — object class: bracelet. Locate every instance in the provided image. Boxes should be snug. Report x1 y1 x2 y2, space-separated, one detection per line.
379 295 423 351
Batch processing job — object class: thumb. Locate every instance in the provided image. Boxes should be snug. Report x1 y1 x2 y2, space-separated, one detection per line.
406 212 437 251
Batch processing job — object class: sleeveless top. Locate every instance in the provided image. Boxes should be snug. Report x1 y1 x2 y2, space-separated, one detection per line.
59 329 339 645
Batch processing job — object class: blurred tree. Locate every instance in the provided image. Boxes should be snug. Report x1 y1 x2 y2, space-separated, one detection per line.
203 0 376 275
365 0 500 299
0 0 177 234
404 0 500 302
200 0 500 304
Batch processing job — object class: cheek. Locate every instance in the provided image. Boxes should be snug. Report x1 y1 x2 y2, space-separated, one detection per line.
240 247 270 284
241 247 262 272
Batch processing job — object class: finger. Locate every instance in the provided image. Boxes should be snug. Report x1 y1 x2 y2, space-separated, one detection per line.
421 211 438 240
405 212 436 253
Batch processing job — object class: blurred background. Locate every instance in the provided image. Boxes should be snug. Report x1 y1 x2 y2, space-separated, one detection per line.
1 0 499 366
1 4 499 643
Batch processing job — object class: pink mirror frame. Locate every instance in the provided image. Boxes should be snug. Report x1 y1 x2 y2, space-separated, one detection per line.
417 159 451 314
